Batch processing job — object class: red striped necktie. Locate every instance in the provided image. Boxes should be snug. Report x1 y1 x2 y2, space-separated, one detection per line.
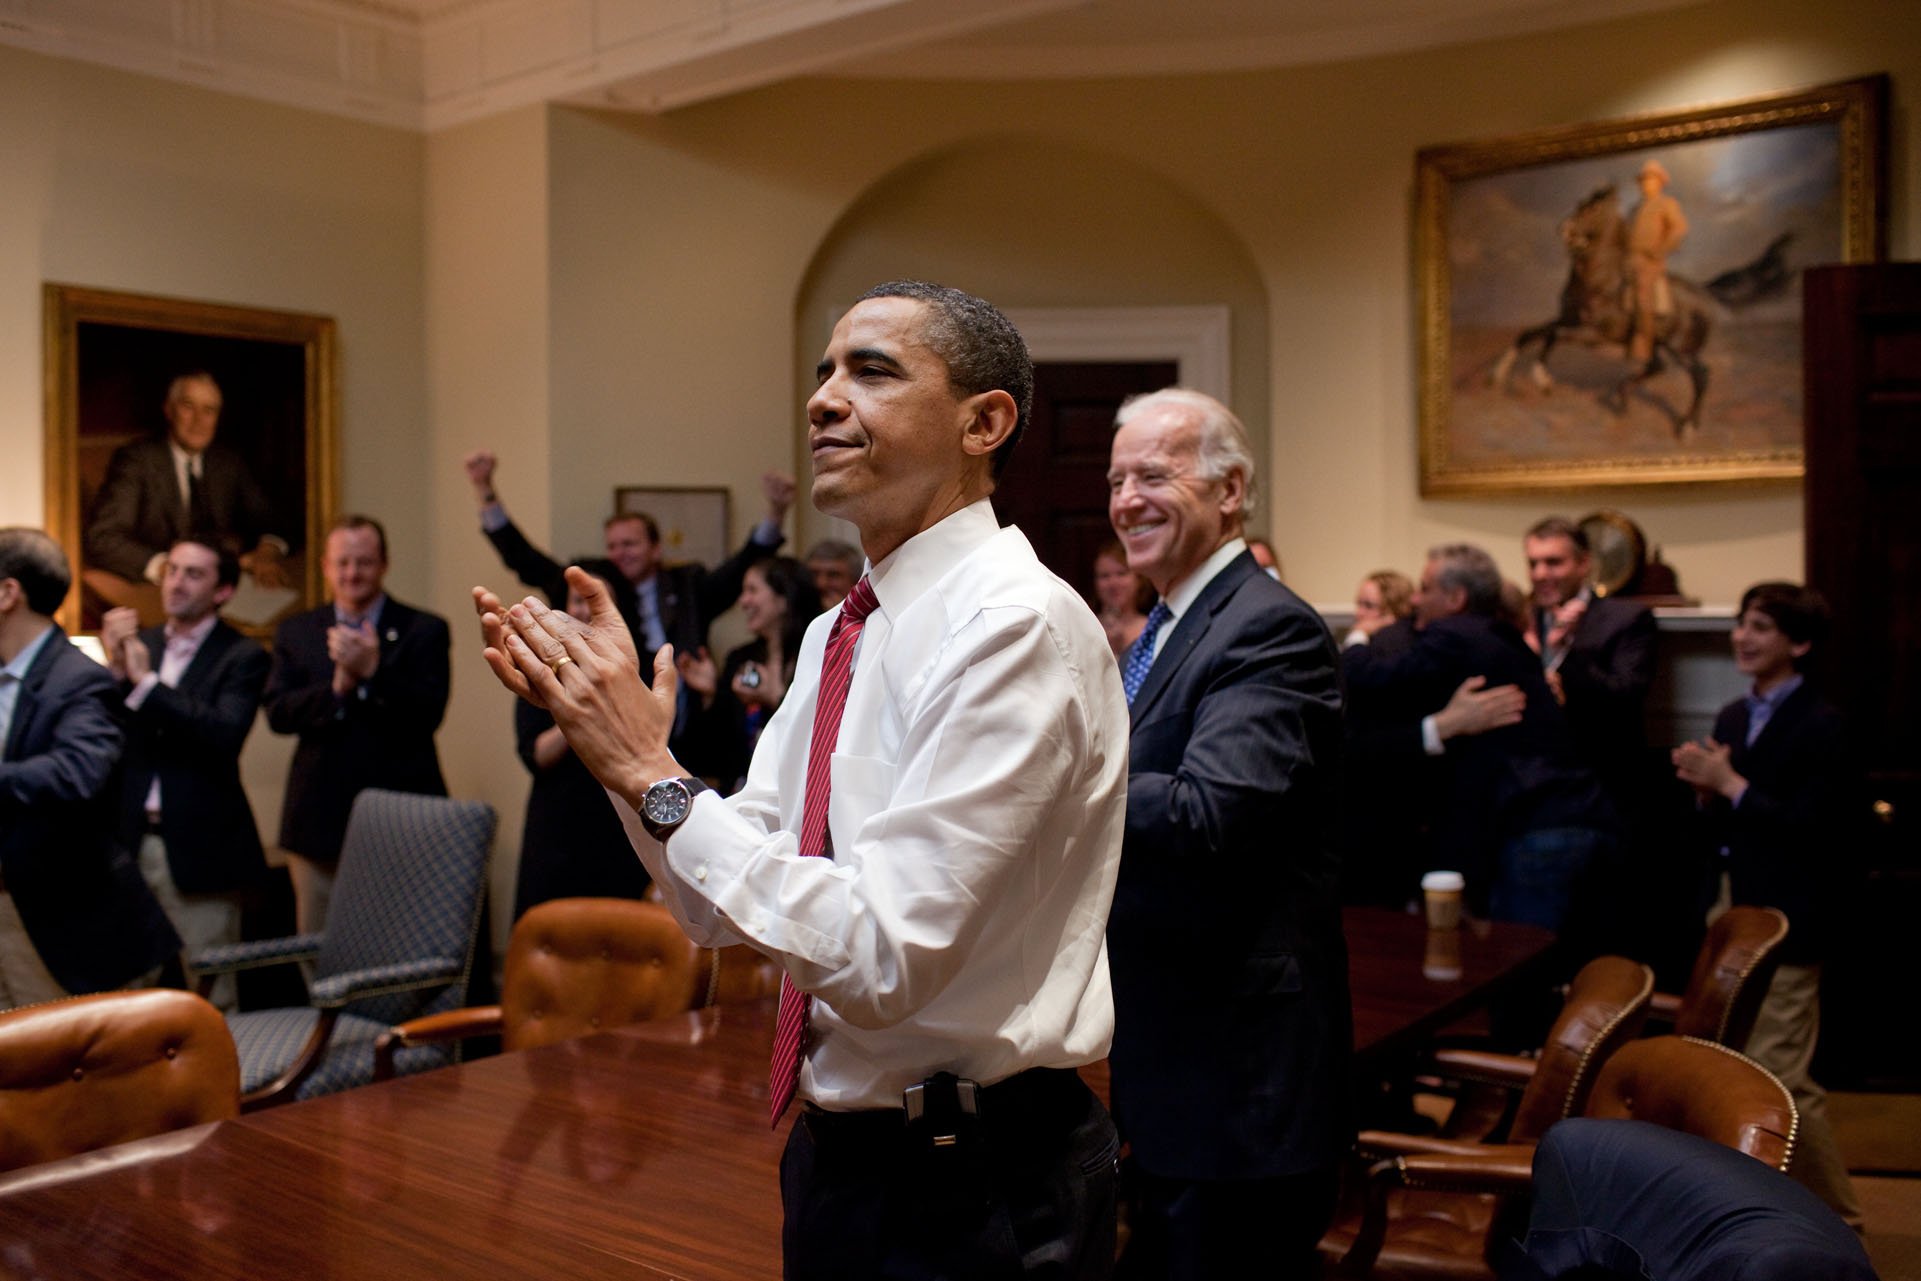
768 574 879 1124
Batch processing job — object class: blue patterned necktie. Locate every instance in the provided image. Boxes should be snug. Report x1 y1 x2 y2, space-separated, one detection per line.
1122 602 1173 705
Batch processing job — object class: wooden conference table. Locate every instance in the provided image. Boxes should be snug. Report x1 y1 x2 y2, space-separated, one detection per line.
0 908 1549 1281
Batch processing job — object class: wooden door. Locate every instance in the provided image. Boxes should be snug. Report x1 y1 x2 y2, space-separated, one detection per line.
992 360 1177 600
1803 263 1921 1088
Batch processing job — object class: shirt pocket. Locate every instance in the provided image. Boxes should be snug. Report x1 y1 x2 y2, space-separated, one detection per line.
827 752 897 853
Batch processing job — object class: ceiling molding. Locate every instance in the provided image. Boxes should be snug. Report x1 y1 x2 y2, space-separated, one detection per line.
0 0 1705 133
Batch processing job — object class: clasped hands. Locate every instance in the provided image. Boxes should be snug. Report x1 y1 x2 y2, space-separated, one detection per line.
475 566 682 808
327 621 381 695
1672 737 1746 804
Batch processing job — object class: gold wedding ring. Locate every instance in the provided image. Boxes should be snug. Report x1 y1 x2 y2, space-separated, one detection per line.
550 655 574 673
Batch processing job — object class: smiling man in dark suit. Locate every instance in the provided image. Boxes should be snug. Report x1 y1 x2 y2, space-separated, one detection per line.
102 536 270 1009
1104 389 1350 1280
265 515 449 930
85 371 293 590
0 528 177 1009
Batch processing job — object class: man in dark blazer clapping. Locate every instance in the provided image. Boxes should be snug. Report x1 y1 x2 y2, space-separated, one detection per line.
0 528 177 1008
102 536 270 1008
265 515 449 930
1104 390 1351 1280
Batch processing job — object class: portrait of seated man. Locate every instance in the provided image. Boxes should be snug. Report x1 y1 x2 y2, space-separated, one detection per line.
83 370 296 626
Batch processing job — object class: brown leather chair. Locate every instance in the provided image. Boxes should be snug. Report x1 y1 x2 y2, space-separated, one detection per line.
1320 956 1655 1278
1647 905 1789 1049
1335 1035 1797 1277
0 989 240 1173
700 944 784 1006
374 897 706 1079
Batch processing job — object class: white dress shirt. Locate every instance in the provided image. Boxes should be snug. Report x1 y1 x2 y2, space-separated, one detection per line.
617 500 1129 1109
125 612 220 816
1143 537 1248 666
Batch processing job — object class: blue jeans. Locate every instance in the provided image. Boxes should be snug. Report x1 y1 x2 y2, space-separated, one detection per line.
1490 826 1611 932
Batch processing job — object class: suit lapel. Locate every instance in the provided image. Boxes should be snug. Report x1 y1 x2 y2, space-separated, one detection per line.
175 622 236 691
4 631 65 761
1129 554 1257 723
1734 683 1810 773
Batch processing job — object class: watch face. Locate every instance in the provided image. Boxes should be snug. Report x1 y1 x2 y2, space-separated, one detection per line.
643 779 691 827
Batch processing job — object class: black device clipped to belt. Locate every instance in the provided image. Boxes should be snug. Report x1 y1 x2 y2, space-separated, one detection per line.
903 1071 991 1220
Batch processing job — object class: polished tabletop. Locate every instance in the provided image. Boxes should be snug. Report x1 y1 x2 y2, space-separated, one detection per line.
0 908 1550 1281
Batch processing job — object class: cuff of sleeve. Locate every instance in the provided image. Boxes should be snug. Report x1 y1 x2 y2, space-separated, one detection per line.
1422 715 1445 756
1343 627 1369 649
751 517 783 547
124 671 161 710
479 502 509 533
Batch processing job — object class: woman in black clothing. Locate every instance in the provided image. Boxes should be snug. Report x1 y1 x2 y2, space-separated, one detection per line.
679 556 821 793
511 558 650 920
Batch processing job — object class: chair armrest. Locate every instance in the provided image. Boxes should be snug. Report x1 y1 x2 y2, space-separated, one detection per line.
373 1005 504 1082
1647 990 1682 1028
1394 1147 1536 1192
1356 1129 1522 1160
1339 1146 1536 1275
1427 1047 1539 1090
189 933 326 976
309 957 463 1008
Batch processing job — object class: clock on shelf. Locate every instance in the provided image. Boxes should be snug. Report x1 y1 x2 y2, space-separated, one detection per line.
1577 509 1694 605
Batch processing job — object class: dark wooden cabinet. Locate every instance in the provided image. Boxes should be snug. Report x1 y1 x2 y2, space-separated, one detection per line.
1803 263 1921 1089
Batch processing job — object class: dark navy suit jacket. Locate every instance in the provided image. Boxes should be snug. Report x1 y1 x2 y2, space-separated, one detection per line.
1107 550 1353 1181
0 628 178 993
265 598 450 862
114 620 271 895
1696 683 1851 966
1344 612 1611 909
1556 595 1656 803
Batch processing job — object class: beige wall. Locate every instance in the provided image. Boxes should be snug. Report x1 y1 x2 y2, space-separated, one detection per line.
538 0 1917 610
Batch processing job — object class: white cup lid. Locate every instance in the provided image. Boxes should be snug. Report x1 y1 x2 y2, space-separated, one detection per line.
1421 870 1466 892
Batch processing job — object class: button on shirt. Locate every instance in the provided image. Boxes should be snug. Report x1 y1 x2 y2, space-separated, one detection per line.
616 500 1130 1109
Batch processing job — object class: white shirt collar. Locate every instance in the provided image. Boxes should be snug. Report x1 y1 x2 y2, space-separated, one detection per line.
864 500 1000 622
1162 537 1249 626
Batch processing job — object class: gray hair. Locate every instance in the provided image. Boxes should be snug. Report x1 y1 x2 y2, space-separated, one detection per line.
803 539 863 576
1113 387 1259 515
1426 543 1503 617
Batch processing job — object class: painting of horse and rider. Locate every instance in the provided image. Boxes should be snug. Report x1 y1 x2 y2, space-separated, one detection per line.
1417 76 1885 494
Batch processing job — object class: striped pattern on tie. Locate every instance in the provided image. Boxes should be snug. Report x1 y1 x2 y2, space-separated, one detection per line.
768 574 879 1124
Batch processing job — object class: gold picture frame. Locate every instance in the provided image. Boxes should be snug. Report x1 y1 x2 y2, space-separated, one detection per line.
43 284 338 637
1417 75 1886 496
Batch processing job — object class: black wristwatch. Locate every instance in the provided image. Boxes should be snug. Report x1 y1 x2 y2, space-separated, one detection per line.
639 776 710 842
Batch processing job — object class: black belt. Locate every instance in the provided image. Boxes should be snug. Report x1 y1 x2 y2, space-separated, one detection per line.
800 1067 1089 1151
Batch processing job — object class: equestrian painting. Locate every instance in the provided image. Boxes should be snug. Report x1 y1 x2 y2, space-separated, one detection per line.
1416 77 1884 494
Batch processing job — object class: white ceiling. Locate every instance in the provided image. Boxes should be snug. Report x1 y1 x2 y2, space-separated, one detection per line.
0 0 1700 131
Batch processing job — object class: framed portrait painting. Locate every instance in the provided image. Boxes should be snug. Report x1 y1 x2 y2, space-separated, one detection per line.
1417 75 1886 495
615 486 731 569
43 284 337 636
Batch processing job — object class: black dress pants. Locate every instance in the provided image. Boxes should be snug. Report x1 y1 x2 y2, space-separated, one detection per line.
1116 1160 1340 1281
779 1069 1120 1280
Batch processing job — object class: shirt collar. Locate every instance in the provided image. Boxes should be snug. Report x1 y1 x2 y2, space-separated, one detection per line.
865 500 998 621
1748 672 1803 710
1162 537 1248 624
3 622 58 681
334 594 387 628
165 612 219 649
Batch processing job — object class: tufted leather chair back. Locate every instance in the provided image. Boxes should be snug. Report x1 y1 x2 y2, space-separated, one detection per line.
0 989 239 1173
1674 906 1790 1047
1585 1035 1798 1170
499 898 705 1051
1508 956 1654 1143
